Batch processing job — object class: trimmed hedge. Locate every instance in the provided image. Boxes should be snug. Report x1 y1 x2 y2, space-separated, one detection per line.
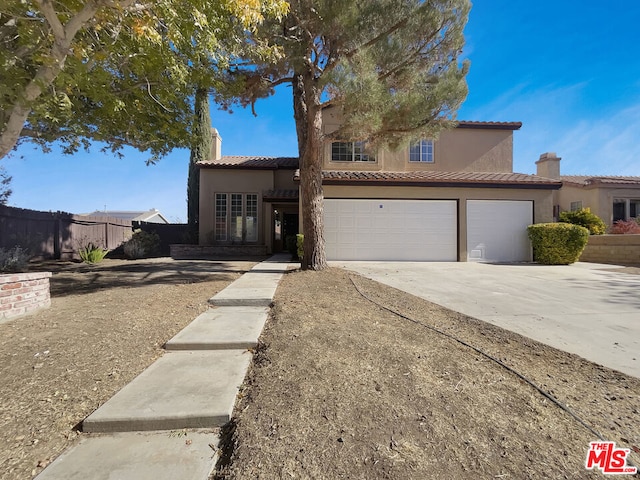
559 208 606 235
527 223 589 265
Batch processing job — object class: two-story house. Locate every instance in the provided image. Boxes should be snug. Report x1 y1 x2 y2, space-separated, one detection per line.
198 111 562 262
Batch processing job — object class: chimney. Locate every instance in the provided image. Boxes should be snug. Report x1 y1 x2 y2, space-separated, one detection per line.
536 152 561 179
210 128 222 160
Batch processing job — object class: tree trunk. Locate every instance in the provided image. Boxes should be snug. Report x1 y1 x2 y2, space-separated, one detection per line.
293 73 328 271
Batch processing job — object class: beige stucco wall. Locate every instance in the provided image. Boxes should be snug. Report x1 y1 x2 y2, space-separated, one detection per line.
199 169 275 245
557 185 640 226
322 185 554 261
321 109 514 173
273 169 298 190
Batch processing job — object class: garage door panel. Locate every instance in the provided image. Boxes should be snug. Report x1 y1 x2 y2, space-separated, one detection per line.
467 200 532 263
324 199 457 261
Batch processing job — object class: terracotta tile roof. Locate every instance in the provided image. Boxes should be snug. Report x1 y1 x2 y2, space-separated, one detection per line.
263 189 299 202
561 175 640 187
198 156 299 169
456 121 522 130
292 170 561 189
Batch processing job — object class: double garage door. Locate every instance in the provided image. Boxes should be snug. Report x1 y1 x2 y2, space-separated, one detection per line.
323 199 532 262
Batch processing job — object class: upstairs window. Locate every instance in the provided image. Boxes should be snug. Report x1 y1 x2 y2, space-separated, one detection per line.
409 140 434 163
331 141 374 162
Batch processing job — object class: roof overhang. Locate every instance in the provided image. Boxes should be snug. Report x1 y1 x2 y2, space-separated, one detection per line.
294 170 562 190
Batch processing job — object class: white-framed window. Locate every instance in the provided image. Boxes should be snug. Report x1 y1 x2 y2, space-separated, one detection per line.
215 193 228 241
409 140 434 163
215 193 259 242
570 201 582 211
331 141 375 162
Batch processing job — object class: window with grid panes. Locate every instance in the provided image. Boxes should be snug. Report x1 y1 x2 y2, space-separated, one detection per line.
331 141 374 162
409 140 434 163
215 194 227 241
214 193 259 243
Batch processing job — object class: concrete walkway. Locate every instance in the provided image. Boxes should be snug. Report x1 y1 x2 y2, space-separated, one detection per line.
334 261 640 379
36 254 293 480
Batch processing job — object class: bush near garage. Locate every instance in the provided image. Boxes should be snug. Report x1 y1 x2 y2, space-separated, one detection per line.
296 234 304 260
527 223 589 265
558 208 606 235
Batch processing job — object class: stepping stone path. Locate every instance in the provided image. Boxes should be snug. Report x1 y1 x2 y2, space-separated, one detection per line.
36 254 293 480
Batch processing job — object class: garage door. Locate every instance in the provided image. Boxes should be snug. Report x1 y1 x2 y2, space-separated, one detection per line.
467 200 533 262
324 199 457 261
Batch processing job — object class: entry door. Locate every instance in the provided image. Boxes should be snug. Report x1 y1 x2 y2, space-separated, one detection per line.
466 200 533 262
323 199 457 261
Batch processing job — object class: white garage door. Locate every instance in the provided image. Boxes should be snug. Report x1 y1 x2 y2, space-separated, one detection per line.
467 200 533 263
324 199 457 261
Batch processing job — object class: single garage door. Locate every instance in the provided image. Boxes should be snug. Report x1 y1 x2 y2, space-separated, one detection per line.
467 200 533 262
324 199 457 261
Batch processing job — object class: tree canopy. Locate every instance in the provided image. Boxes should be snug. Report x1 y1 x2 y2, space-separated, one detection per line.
0 0 287 162
223 0 470 269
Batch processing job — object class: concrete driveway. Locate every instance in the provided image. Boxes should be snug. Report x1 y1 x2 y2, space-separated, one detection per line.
332 261 640 379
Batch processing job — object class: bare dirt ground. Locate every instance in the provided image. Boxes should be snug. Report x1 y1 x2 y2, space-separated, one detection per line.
0 257 257 480
219 268 640 479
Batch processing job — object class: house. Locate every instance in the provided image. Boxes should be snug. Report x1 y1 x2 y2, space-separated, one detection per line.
83 209 169 224
535 152 640 226
198 117 562 263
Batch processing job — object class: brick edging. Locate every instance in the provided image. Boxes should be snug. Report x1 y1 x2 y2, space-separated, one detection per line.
0 272 52 321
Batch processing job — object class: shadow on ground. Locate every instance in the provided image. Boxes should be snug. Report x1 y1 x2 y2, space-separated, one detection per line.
29 258 261 297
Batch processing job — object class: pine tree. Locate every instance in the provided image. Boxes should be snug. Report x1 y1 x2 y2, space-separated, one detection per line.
224 0 470 270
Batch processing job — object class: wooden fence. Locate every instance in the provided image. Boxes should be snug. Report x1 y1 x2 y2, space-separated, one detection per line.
133 222 194 256
0 205 132 260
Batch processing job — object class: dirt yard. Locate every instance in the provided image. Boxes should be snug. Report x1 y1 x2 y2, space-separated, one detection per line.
0 257 256 480
218 268 640 479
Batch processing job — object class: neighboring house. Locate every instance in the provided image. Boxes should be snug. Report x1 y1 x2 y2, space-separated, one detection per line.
199 117 562 263
536 152 640 226
83 209 169 224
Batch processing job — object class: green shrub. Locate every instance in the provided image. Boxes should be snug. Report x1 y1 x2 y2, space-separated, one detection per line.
78 242 109 264
296 234 304 260
285 235 297 257
559 208 606 235
0 246 31 273
123 229 161 259
527 223 589 265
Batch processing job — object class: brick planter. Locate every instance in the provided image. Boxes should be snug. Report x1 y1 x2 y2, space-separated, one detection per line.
0 272 52 322
170 244 268 259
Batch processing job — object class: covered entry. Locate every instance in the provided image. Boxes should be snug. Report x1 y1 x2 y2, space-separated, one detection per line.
323 199 457 261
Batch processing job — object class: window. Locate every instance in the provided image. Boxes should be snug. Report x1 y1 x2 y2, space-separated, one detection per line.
570 201 582 211
409 140 434 163
331 141 374 162
215 194 228 241
614 198 640 222
215 193 259 242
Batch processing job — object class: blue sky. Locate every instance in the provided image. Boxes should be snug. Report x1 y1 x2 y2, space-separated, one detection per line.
4 1 640 222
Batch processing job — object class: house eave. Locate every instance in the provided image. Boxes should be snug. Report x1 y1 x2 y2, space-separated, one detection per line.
318 179 562 190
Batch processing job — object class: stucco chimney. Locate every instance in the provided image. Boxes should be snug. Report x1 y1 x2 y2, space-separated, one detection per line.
536 152 561 179
210 128 222 160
